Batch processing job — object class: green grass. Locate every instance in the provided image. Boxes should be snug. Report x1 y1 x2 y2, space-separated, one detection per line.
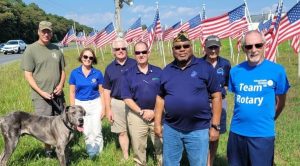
0 40 299 165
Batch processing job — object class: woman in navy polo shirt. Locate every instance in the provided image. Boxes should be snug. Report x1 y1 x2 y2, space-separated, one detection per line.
69 48 105 158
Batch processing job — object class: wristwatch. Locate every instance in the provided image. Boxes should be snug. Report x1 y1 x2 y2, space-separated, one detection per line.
138 109 144 116
211 124 221 131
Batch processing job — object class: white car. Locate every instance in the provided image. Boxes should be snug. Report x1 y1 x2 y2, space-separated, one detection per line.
1 40 26 54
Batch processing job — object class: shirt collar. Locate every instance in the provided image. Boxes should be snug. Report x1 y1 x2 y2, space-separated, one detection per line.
170 55 198 70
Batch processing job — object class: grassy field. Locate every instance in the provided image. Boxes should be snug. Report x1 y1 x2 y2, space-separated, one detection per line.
0 40 299 165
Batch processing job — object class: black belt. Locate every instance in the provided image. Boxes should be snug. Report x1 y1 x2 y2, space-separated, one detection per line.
113 97 122 100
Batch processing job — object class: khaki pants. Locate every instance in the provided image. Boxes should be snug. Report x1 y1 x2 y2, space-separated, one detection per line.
111 98 127 133
127 109 162 166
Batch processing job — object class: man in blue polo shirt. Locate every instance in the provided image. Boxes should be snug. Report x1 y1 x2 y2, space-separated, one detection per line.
121 41 162 166
103 38 136 160
227 30 290 165
201 35 231 166
154 31 222 166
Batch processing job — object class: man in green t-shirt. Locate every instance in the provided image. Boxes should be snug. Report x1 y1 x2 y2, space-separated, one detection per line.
21 21 66 157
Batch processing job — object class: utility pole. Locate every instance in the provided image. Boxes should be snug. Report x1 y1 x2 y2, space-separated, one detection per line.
114 0 133 38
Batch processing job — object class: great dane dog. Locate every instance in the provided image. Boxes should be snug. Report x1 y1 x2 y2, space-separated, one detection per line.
0 105 86 166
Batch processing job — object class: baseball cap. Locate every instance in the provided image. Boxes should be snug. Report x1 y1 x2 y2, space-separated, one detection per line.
39 21 53 31
205 35 221 48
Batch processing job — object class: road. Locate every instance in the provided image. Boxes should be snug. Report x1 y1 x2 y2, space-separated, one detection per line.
0 53 22 65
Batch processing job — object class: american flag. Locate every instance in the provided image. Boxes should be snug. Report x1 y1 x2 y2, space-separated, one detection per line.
95 22 116 48
61 28 76 45
163 21 181 41
277 2 300 44
125 17 143 43
76 31 86 45
84 30 97 47
265 1 284 62
183 14 202 40
154 10 163 40
144 9 161 51
258 19 272 33
291 35 300 53
201 4 248 40
263 1 282 57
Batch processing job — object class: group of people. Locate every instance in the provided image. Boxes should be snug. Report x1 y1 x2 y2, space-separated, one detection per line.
20 20 290 166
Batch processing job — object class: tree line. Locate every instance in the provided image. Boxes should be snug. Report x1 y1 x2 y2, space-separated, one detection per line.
0 0 92 44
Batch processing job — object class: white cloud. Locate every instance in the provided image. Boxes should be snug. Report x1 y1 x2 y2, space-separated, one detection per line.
131 5 156 14
64 12 114 29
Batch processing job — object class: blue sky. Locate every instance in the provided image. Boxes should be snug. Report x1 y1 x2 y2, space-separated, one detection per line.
23 0 298 31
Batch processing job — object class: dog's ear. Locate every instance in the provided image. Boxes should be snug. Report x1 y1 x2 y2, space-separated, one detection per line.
65 106 71 112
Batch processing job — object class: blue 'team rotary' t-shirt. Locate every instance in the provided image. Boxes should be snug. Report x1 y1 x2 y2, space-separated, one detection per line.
228 59 290 137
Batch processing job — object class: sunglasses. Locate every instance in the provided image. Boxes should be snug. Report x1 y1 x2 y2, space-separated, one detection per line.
83 55 94 61
207 46 220 50
173 44 191 50
114 47 127 51
244 43 264 50
135 50 148 55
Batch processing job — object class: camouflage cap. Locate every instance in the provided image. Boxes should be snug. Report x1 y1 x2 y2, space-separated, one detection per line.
173 31 190 43
39 21 53 31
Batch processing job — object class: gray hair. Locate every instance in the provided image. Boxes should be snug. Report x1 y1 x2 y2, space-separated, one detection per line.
112 37 128 48
241 30 266 47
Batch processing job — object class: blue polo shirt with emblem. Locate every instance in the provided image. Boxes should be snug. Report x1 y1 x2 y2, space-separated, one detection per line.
103 58 136 99
201 55 231 98
160 56 222 131
69 66 104 101
121 64 162 109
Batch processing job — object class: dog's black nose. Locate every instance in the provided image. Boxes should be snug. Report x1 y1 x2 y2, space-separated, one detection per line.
78 118 84 123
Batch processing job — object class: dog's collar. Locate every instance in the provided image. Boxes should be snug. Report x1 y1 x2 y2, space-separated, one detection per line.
62 118 75 132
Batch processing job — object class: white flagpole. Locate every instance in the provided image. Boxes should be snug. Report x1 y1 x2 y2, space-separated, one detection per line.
229 37 235 63
244 0 253 29
298 51 300 78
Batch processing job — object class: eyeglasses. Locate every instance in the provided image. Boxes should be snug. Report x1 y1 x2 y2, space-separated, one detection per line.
244 43 264 50
207 46 220 50
134 50 148 55
83 55 94 61
114 47 127 51
173 44 191 50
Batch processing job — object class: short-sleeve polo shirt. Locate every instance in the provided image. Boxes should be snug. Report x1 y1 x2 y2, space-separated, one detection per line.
200 55 231 98
69 66 104 101
121 64 162 109
160 56 222 131
103 58 136 99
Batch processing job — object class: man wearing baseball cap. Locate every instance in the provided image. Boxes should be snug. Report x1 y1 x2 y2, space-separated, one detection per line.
21 21 66 157
201 35 231 166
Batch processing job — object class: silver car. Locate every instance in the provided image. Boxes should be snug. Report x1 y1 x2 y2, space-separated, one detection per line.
1 40 26 54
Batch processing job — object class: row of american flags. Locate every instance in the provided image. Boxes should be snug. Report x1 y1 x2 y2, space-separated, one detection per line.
60 1 300 62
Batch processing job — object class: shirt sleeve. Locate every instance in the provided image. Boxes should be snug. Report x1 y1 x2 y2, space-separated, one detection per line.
275 66 290 95
207 66 222 94
103 68 111 90
98 71 104 85
21 47 34 72
120 73 132 99
69 70 76 85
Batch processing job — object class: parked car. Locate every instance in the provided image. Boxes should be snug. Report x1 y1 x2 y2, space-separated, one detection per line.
0 40 26 54
0 43 4 50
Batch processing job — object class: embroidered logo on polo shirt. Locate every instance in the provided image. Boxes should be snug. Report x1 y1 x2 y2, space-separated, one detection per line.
217 68 224 75
52 52 58 59
191 71 197 78
152 77 160 81
91 78 97 84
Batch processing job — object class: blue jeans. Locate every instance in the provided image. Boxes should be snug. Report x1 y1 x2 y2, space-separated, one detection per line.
163 123 209 166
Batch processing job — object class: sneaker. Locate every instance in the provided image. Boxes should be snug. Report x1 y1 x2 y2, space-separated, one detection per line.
45 150 53 158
